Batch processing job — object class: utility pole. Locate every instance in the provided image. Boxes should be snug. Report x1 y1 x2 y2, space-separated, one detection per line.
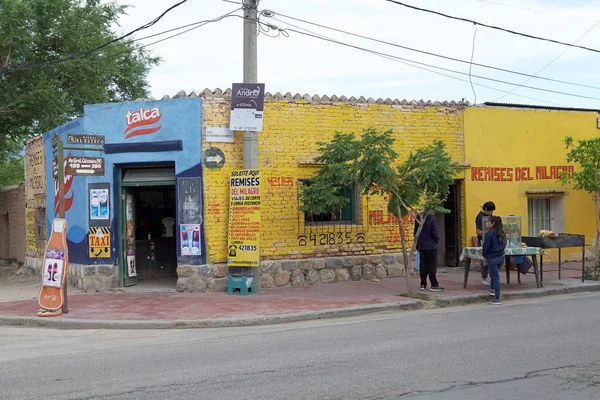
243 0 258 169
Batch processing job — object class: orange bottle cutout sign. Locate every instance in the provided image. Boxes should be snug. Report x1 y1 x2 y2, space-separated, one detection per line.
38 218 69 317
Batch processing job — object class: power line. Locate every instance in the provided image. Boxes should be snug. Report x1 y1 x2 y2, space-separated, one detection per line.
260 16 565 106
383 0 600 54
264 10 600 91
255 17 600 101
497 21 600 101
1 0 190 71
469 25 478 104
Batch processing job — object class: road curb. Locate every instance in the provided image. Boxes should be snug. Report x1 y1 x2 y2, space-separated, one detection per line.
0 300 423 330
434 282 600 307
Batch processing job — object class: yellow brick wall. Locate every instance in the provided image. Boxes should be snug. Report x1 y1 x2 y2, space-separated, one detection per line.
202 96 466 263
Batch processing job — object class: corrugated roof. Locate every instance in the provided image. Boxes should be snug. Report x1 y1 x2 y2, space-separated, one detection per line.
483 102 600 113
135 88 468 107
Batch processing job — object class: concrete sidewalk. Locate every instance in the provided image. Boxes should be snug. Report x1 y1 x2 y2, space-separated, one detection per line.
0 263 598 329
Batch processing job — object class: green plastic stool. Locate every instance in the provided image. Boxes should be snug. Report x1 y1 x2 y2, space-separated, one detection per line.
227 274 256 295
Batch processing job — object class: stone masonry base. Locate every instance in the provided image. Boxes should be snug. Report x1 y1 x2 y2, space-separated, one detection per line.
176 253 407 292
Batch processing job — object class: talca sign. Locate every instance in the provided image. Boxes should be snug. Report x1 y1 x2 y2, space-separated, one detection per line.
89 227 111 258
65 156 105 176
67 134 105 145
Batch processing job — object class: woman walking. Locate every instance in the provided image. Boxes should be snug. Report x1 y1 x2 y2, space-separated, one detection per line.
414 214 445 292
482 216 506 305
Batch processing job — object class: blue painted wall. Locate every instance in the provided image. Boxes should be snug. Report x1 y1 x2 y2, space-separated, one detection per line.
43 97 205 267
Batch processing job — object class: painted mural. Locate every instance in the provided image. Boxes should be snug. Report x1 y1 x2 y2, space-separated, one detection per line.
42 98 204 265
25 136 47 257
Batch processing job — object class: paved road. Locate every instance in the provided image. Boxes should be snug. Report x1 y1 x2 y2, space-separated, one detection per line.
1 293 599 399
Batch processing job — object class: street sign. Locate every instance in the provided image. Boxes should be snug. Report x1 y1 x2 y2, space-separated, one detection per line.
67 134 105 146
65 156 105 176
230 83 265 132
203 147 226 169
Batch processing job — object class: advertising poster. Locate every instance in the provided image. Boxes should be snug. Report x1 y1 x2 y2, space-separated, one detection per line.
180 224 201 255
127 255 137 277
42 249 65 288
227 169 261 267
229 83 265 132
89 183 110 227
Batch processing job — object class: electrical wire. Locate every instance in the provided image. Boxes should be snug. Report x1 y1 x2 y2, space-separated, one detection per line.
255 18 600 102
1 0 190 71
259 16 565 106
469 25 478 104
497 21 600 101
383 0 600 54
264 10 600 91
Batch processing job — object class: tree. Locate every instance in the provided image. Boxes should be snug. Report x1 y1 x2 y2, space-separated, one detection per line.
0 0 160 178
301 128 460 293
559 136 600 261
0 140 24 187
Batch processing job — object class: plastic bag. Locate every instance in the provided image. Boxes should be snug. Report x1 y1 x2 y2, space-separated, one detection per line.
414 252 420 273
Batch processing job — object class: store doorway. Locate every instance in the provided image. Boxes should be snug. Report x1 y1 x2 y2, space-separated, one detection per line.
443 181 462 267
120 167 178 289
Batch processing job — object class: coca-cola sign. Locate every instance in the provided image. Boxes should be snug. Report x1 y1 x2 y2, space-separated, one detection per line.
124 106 162 139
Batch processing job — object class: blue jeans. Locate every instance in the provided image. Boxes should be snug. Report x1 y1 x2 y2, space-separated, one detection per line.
485 255 503 301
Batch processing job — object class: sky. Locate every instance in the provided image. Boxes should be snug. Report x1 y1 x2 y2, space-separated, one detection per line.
110 0 600 109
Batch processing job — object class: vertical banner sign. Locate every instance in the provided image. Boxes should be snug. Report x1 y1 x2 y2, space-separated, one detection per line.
126 194 137 277
227 169 261 267
229 83 265 132
88 183 110 227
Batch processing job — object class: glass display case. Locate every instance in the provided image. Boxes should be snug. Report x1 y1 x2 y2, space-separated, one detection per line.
480 215 522 248
501 215 522 248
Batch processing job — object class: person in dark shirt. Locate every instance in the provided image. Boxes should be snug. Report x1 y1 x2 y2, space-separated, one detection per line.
475 201 496 285
414 214 445 292
482 215 506 305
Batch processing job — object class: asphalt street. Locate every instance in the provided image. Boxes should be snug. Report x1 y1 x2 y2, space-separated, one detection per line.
1 293 599 399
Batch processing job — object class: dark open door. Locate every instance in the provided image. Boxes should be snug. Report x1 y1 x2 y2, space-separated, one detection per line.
444 181 462 267
121 186 137 286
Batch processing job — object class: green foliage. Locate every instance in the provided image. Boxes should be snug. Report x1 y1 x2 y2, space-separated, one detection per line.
560 136 600 194
0 140 24 187
389 140 461 219
584 259 600 281
0 0 160 160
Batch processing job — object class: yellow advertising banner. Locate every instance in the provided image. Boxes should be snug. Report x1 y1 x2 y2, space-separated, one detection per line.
227 169 261 267
88 227 111 258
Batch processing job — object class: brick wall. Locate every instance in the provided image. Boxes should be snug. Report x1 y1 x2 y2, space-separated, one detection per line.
0 183 26 263
201 93 466 264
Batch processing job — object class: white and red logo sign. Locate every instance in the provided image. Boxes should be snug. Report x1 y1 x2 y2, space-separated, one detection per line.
124 107 163 139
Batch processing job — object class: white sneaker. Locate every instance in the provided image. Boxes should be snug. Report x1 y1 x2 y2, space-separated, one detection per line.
481 279 489 285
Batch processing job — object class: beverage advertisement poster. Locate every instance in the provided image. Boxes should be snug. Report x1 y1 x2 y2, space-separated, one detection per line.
89 183 110 227
127 255 137 277
180 224 201 255
227 169 261 267
43 249 65 288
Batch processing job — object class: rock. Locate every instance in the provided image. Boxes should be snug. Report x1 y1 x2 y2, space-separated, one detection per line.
306 270 320 285
319 268 336 283
262 261 280 274
213 264 227 278
177 265 196 278
362 265 375 280
197 265 214 277
84 266 96 276
335 269 350 282
176 279 186 292
186 276 208 292
275 269 291 286
326 257 345 269
350 266 362 281
313 258 327 270
207 277 228 292
386 265 404 278
261 273 275 288
97 265 114 276
292 269 306 286
280 260 297 271
298 260 313 270
382 254 396 265
366 255 381 265
376 264 388 279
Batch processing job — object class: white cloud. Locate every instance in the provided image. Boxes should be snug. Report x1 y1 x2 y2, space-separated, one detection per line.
109 0 600 108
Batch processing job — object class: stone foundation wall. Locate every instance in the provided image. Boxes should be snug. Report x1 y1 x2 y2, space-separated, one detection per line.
68 264 118 292
175 253 406 292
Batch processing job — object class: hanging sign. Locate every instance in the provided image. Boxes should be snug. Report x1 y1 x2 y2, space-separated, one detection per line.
88 227 111 258
67 134 105 145
227 169 261 267
65 156 105 176
229 83 265 132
